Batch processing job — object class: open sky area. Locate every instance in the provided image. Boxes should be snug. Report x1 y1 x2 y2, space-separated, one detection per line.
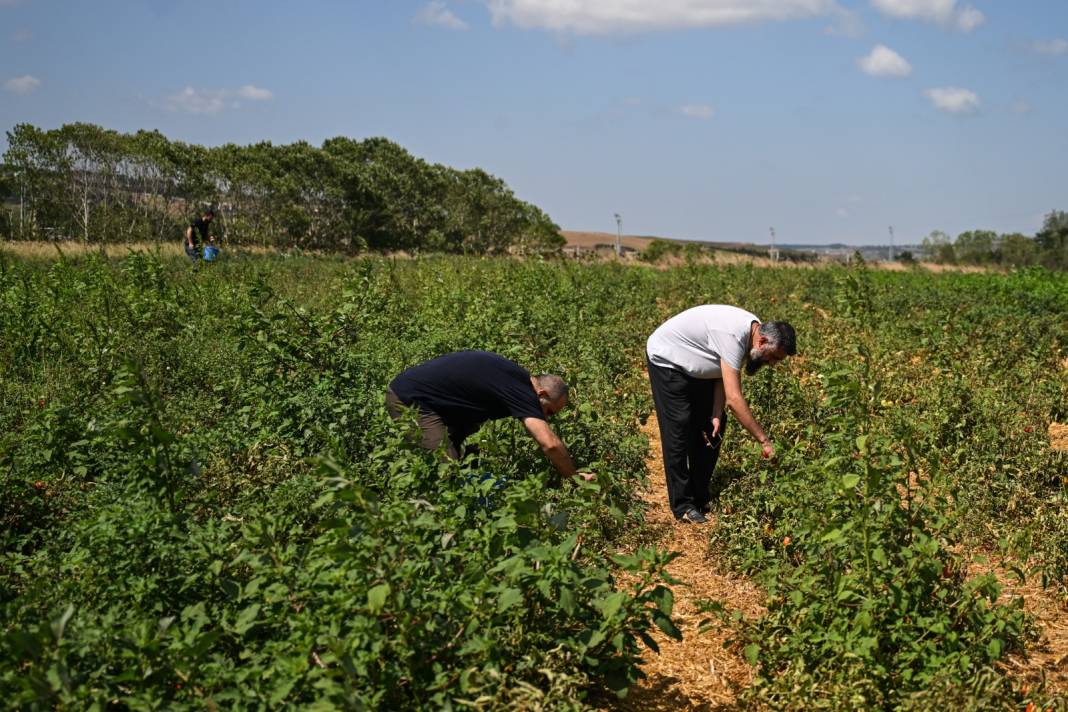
2 0 1066 245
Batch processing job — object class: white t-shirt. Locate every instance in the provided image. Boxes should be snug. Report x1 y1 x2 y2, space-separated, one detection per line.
646 305 760 379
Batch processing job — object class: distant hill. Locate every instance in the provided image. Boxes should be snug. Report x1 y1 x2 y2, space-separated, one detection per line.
562 230 922 262
560 231 655 252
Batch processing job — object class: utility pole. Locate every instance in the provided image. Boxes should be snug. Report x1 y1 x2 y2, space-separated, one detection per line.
888 225 895 262
769 226 779 262
614 213 622 258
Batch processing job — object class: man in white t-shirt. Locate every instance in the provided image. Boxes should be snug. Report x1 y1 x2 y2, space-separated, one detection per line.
646 305 797 523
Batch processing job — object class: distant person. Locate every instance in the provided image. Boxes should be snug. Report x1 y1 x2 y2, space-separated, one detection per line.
185 208 215 262
646 305 796 523
386 350 595 483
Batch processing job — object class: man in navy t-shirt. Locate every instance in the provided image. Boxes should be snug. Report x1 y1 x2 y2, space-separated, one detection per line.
387 351 594 482
184 208 215 261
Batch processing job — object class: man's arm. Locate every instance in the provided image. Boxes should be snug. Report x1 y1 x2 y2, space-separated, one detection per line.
712 379 726 437
720 361 774 458
522 417 595 481
185 225 194 247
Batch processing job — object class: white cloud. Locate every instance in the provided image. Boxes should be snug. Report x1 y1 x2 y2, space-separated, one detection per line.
836 207 850 218
1034 38 1068 56
164 85 273 114
858 44 912 77
4 74 40 94
12 28 32 42
236 84 273 100
678 104 715 119
166 88 226 114
417 1 469 30
924 86 979 114
870 0 984 32
484 0 842 35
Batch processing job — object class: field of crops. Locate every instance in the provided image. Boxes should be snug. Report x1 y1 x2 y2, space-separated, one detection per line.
1 247 1066 709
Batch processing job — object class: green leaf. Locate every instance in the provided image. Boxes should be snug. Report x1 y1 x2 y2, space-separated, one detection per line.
367 584 390 613
650 586 674 616
597 591 627 619
559 587 576 615
234 603 261 635
821 528 845 544
653 611 682 641
497 587 523 613
841 473 860 489
987 638 1003 659
744 643 761 666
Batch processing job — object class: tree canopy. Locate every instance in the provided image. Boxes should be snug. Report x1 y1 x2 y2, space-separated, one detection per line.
0 123 564 255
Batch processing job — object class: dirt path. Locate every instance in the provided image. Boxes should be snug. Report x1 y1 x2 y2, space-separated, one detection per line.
969 556 1068 697
609 414 1067 708
613 414 765 711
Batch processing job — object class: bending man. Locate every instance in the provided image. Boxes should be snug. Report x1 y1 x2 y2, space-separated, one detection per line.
386 350 594 482
185 208 215 262
646 305 796 524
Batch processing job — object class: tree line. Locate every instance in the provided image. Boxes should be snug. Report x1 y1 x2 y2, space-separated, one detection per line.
921 212 1068 270
0 122 565 254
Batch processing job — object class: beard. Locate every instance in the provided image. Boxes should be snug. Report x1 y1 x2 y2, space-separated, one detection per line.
745 348 768 376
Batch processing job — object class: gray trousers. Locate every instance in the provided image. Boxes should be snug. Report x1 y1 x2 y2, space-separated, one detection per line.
385 388 463 460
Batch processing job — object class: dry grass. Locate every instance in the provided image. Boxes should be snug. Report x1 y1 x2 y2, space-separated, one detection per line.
607 412 765 711
0 241 279 260
1 240 181 259
1049 422 1068 453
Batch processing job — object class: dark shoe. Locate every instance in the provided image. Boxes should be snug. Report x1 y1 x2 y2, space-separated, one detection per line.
677 507 707 524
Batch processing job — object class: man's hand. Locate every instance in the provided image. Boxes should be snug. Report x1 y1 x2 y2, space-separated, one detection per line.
761 441 776 460
576 472 596 482
703 417 723 448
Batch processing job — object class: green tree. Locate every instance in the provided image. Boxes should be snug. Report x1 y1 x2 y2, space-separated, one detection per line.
954 230 998 265
998 233 1038 268
641 239 681 263
922 230 956 263
1035 210 1068 269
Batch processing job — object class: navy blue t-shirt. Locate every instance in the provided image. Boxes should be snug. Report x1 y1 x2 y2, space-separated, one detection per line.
389 351 545 436
189 217 211 246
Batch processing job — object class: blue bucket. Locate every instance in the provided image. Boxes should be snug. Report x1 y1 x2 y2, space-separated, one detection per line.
203 245 220 261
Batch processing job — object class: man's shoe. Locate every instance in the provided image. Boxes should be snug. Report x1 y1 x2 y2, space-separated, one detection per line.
677 507 707 524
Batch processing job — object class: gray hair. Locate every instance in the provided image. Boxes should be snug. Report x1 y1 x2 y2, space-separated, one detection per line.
760 321 797 355
533 374 569 402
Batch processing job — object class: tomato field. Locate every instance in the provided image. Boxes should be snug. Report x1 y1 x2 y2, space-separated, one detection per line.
1 249 1066 709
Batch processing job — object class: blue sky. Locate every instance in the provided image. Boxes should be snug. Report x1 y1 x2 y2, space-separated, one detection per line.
2 0 1066 245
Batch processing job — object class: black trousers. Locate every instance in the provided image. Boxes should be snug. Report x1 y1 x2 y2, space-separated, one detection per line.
647 359 728 518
